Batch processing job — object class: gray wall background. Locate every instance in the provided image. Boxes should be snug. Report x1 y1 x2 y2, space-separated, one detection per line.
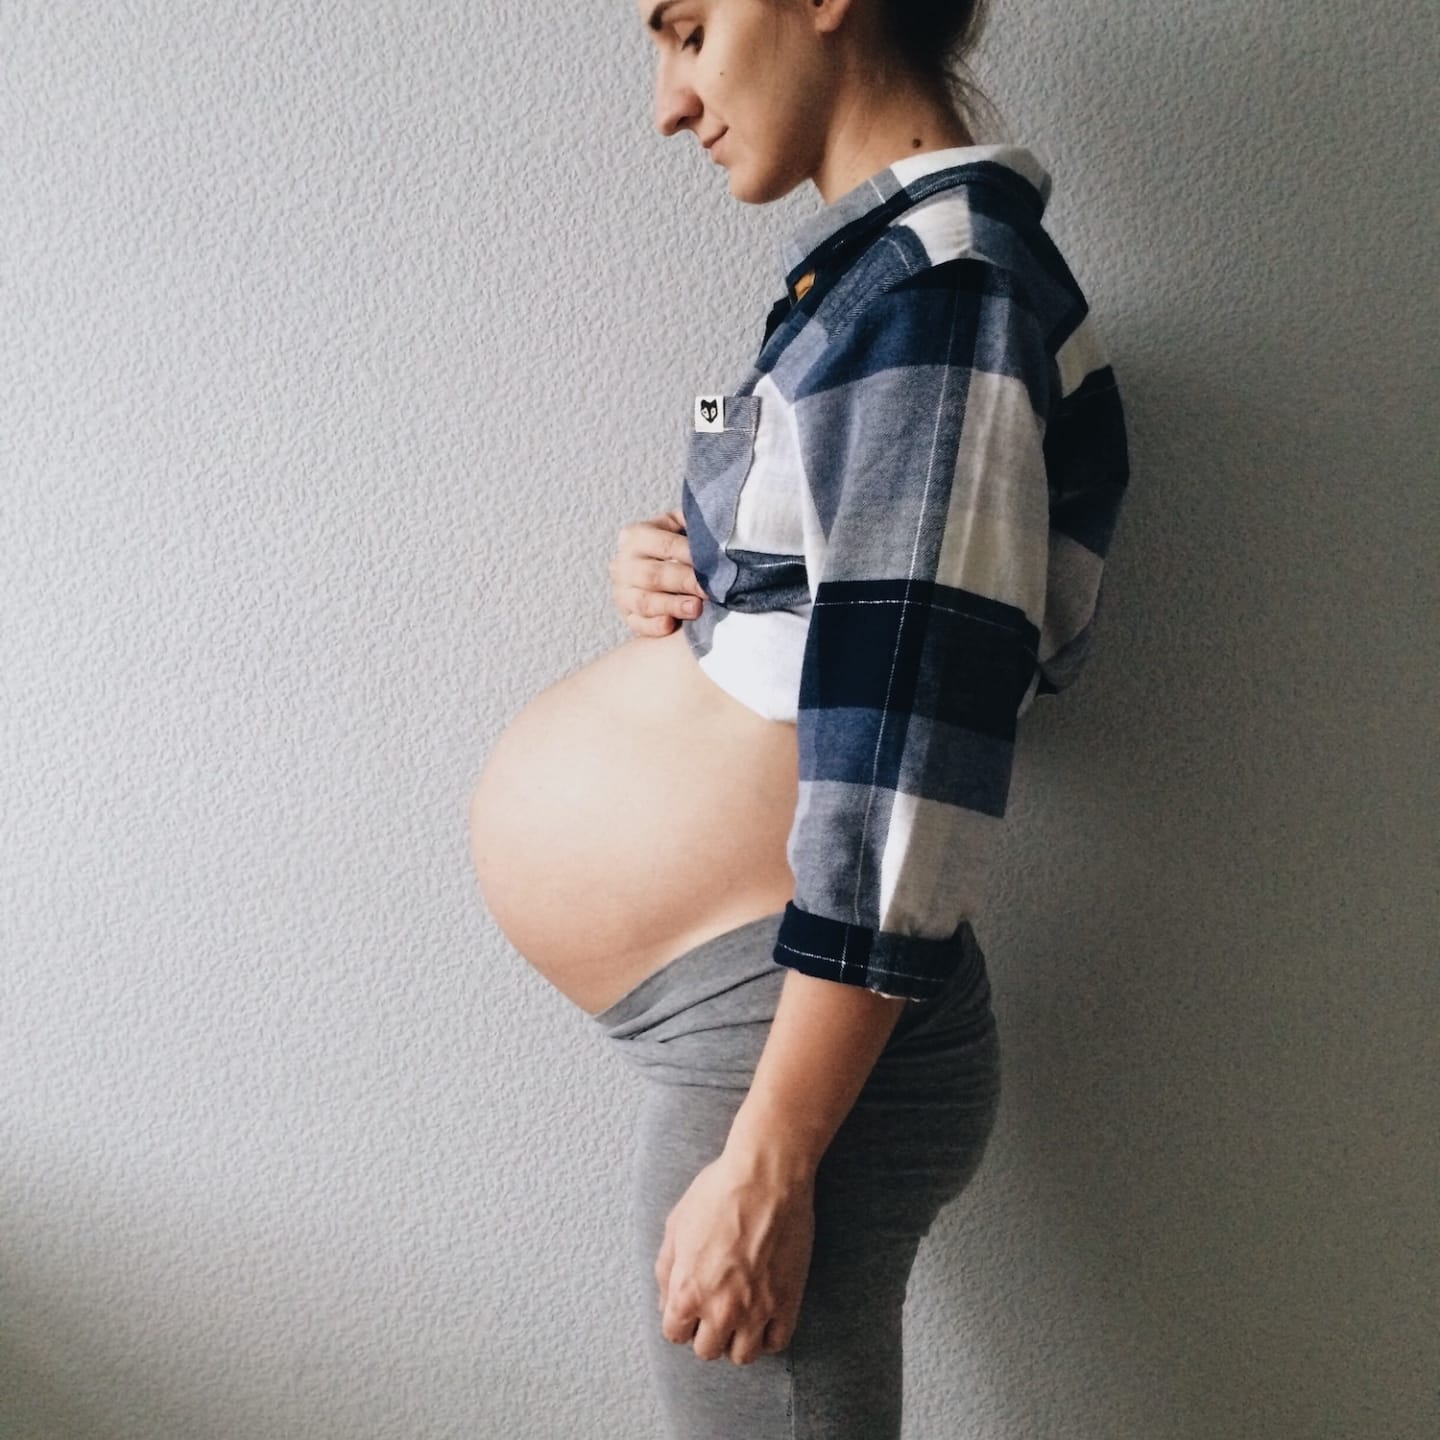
3 1 1436 1436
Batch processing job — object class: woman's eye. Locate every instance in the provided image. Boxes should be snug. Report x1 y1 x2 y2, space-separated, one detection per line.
680 27 702 52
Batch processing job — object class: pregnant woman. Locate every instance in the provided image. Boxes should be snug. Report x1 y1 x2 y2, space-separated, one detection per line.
469 1 1131 1434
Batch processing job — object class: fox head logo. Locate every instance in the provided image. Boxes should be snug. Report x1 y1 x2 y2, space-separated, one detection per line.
699 397 719 425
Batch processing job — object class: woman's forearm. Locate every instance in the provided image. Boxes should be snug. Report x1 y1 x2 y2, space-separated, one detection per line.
723 967 909 1179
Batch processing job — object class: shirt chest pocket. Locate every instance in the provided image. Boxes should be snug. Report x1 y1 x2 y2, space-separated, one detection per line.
680 393 760 606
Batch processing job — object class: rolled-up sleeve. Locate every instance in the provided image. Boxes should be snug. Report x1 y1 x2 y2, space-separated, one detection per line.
773 256 1054 1002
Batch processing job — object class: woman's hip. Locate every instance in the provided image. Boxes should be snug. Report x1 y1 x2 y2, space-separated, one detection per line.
596 906 1003 1217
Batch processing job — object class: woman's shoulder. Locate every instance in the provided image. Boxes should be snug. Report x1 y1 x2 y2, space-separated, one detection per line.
813 194 1105 379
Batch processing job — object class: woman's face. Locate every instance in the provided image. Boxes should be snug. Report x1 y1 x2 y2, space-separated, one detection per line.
638 0 835 204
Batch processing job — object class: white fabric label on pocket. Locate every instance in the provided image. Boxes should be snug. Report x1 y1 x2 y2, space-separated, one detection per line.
694 395 724 432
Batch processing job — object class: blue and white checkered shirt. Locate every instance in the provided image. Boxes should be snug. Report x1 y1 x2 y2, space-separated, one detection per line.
679 144 1131 1002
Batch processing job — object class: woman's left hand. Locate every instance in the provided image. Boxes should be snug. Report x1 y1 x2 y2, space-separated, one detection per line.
655 1150 815 1365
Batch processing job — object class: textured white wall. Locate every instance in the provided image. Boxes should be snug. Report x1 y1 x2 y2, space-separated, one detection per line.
3 0 1436 1436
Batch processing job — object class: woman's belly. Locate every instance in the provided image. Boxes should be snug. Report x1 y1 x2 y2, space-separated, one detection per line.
468 626 799 1015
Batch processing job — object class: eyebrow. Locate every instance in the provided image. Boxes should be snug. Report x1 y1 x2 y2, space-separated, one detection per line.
646 0 686 33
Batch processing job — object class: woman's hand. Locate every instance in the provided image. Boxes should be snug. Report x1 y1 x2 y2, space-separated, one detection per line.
655 1150 815 1365
610 508 707 637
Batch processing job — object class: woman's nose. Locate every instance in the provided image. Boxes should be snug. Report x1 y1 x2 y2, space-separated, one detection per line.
654 74 701 138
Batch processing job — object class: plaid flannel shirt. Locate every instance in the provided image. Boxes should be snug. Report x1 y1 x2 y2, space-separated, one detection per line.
679 144 1131 1002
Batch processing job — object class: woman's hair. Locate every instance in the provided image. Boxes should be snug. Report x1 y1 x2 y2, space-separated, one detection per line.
767 0 1003 144
879 0 1001 141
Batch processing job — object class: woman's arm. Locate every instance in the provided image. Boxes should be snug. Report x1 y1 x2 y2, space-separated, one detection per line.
771 256 1055 1005
722 259 1057 1168
723 969 908 1178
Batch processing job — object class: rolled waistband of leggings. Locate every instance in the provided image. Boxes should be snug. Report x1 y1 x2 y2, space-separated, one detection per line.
589 911 786 1041
590 912 988 1041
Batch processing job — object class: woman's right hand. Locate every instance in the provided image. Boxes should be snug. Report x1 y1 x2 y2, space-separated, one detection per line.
610 508 707 637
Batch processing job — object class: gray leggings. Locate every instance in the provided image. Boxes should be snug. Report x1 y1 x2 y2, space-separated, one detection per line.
589 909 1001 1439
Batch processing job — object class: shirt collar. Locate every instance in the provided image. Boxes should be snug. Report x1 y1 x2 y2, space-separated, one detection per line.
779 143 1053 303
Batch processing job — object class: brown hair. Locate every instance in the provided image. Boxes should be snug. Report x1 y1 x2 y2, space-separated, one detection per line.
883 0 999 139
771 0 1002 144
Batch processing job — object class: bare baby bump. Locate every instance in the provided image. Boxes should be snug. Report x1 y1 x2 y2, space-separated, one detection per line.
468 627 799 1015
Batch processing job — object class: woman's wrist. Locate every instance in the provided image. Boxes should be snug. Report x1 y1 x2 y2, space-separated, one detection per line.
723 1098 824 1182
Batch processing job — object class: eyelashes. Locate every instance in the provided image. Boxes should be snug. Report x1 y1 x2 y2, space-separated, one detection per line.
680 27 702 52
